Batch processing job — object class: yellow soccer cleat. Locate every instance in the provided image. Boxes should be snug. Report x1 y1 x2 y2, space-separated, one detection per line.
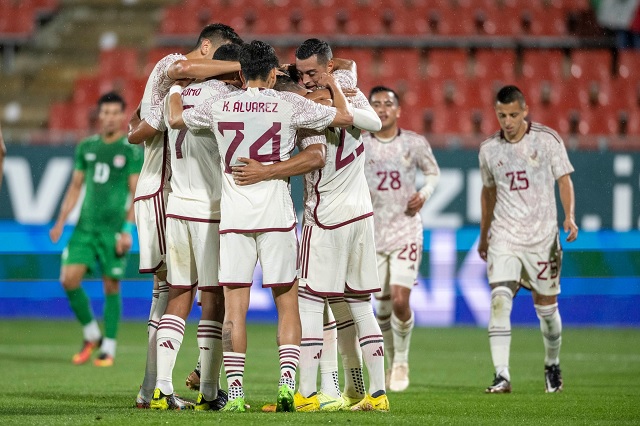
340 393 364 410
316 391 345 411
350 393 390 412
221 397 247 412
294 391 319 412
150 388 195 410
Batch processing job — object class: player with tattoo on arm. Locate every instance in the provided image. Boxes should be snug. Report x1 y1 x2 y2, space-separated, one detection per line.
478 85 578 394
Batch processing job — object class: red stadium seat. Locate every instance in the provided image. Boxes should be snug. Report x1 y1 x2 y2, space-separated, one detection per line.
570 50 613 81
426 49 469 79
378 48 424 82
49 102 92 131
522 49 566 81
160 5 199 35
473 49 517 81
578 108 618 136
617 50 640 80
72 76 102 107
99 48 140 80
332 48 375 90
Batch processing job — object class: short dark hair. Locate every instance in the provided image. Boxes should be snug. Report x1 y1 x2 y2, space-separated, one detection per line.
196 23 242 49
274 73 305 93
213 42 242 61
98 91 126 110
295 38 332 65
239 40 279 81
369 86 400 105
496 85 526 108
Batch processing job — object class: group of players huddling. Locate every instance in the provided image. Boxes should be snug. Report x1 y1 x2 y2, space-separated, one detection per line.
52 20 578 413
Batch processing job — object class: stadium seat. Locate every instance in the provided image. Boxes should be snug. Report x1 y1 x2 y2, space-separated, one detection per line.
426 49 469 79
617 50 640 80
570 49 613 81
72 76 102 107
473 49 517 81
48 102 92 131
332 48 375 90
0 1 35 37
160 5 199 35
522 49 566 81
99 48 140 80
578 108 618 136
378 48 424 82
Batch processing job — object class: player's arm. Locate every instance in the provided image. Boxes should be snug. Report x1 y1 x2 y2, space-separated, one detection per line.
478 185 497 261
232 143 326 186
167 59 240 80
116 173 139 255
407 141 441 215
128 103 165 144
305 88 333 106
351 99 382 132
167 85 188 129
0 121 5 190
49 170 84 243
557 173 578 242
332 58 356 75
319 73 353 127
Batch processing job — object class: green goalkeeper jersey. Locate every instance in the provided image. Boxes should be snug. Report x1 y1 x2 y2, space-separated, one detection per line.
74 134 143 232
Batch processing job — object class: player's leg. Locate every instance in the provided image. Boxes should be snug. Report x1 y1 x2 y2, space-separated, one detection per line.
524 239 563 392
193 221 227 410
374 252 393 381
61 231 101 364
152 218 197 410
319 301 342 400
485 245 523 393
218 232 257 412
296 286 324 403
261 229 301 412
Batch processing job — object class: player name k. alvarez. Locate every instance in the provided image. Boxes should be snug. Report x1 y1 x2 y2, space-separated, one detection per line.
222 101 279 113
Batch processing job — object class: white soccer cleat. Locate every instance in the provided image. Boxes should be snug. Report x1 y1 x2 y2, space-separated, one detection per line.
389 362 410 392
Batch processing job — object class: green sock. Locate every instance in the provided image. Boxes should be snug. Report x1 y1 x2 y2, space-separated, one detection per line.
65 288 94 326
104 293 122 339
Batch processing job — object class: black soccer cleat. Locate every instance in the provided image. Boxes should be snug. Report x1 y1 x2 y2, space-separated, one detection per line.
544 364 563 393
485 374 512 393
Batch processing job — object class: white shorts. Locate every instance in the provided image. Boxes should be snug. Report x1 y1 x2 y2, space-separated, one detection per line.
219 229 297 287
376 243 422 297
298 217 380 296
134 191 168 274
487 237 562 296
165 217 220 290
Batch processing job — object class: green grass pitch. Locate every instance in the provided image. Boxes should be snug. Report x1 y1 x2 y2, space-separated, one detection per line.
1 320 639 425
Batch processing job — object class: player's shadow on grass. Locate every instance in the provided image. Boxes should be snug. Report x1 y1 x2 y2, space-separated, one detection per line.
2 391 124 414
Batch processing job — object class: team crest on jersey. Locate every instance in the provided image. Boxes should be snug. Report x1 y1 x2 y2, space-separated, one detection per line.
85 153 96 161
113 155 126 168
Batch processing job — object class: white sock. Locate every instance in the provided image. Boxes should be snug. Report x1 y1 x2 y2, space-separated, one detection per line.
224 352 246 400
141 280 168 398
83 320 101 342
346 293 386 395
298 289 324 397
489 287 513 381
101 337 117 357
535 303 562 366
320 300 341 398
156 314 185 395
329 297 365 399
278 344 300 390
391 310 414 364
198 320 222 400
375 297 394 368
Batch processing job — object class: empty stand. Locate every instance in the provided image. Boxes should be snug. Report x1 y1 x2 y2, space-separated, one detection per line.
426 49 469 79
522 49 566 81
570 49 613 81
617 50 640 80
473 49 517 81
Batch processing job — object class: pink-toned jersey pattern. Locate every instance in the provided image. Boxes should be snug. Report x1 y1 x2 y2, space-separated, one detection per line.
363 129 440 253
183 87 337 233
135 53 186 200
163 80 238 221
479 122 574 252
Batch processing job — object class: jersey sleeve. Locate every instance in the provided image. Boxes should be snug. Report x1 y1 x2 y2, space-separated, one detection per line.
549 136 574 179
333 69 356 90
183 96 218 131
350 89 370 109
286 92 337 131
415 137 440 177
297 129 326 151
479 147 495 187
74 141 87 172
145 100 167 132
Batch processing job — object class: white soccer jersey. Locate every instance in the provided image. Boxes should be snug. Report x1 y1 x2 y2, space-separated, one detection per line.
134 53 186 200
183 87 337 233
363 129 440 253
300 89 374 229
147 79 238 221
479 122 574 252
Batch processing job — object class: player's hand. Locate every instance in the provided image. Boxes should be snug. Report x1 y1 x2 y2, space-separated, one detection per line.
342 88 358 98
49 223 63 243
405 192 426 216
477 239 489 262
563 217 578 242
232 157 271 185
116 232 133 255
317 72 336 89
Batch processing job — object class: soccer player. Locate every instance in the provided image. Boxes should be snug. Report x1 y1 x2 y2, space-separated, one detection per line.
129 23 242 408
292 38 388 411
49 92 142 367
130 44 243 410
167 40 354 412
478 85 578 393
363 86 440 392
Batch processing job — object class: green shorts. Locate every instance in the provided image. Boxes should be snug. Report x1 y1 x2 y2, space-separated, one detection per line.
62 228 127 279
